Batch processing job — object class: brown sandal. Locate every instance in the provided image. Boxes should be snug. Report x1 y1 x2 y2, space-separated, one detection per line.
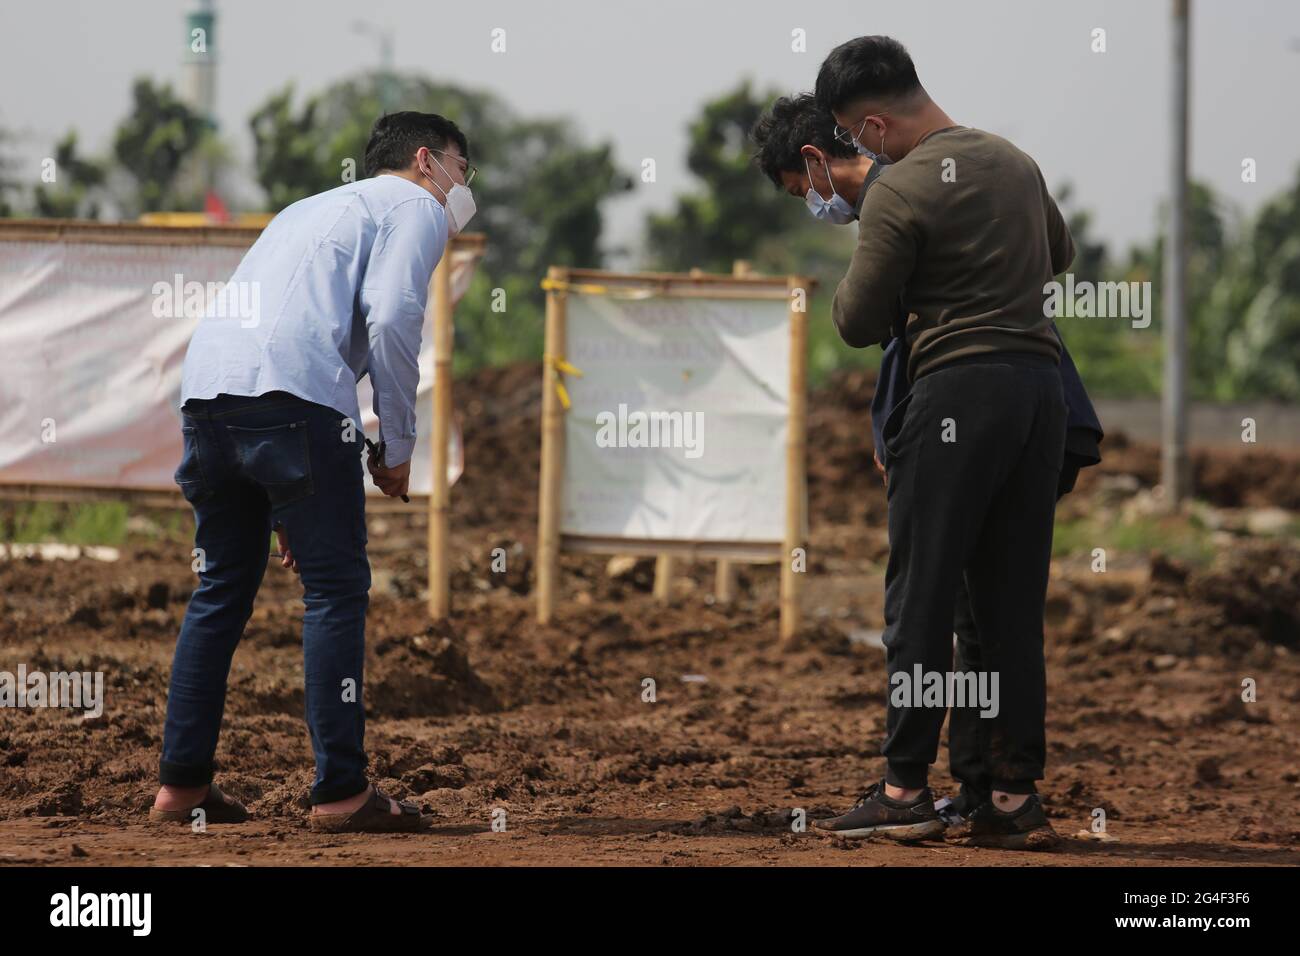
308 786 431 834
149 783 250 825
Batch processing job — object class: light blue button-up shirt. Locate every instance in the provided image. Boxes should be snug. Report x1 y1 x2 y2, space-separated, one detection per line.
180 175 448 465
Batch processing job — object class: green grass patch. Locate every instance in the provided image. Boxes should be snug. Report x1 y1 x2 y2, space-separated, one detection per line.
7 501 130 547
1052 510 1216 565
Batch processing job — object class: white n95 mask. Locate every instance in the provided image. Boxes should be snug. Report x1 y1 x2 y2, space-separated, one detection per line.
421 153 478 235
441 183 477 235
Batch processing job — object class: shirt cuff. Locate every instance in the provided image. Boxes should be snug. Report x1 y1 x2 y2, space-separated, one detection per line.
381 435 416 467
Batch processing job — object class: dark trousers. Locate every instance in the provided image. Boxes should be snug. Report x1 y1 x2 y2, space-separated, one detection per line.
948 574 996 801
879 354 1066 794
159 392 372 805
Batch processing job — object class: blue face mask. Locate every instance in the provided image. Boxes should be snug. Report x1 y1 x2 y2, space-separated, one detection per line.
804 156 856 224
849 117 893 166
854 142 893 166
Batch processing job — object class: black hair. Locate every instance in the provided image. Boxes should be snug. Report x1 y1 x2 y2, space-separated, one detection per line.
363 111 469 178
814 36 922 114
750 93 857 188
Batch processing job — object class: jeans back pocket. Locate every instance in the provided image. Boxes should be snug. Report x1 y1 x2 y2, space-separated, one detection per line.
226 420 314 506
174 425 212 504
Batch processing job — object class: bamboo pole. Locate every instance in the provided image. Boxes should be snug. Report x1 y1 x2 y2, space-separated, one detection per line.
714 561 736 603
0 218 264 247
712 259 755 606
780 275 809 646
561 266 788 288
562 286 791 301
428 253 454 619
650 271 707 602
537 266 569 624
653 554 676 603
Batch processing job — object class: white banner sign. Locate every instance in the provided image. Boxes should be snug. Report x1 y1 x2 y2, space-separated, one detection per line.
561 293 790 543
0 232 478 496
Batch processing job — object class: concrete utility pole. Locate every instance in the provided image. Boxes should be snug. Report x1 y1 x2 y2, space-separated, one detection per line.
1162 0 1192 506
183 0 218 198
183 0 218 129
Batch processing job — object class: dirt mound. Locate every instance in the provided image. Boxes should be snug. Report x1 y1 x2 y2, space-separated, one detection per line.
1045 541 1300 660
806 367 888 527
1076 432 1300 510
452 362 542 531
367 623 500 718
1123 543 1300 656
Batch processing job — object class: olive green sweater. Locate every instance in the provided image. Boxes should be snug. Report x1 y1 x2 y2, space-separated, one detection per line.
831 127 1073 380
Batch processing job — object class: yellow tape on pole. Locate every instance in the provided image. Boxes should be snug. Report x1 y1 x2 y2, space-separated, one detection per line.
543 354 583 409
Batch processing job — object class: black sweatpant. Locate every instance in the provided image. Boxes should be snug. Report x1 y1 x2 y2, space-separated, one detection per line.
948 573 996 800
879 353 1066 794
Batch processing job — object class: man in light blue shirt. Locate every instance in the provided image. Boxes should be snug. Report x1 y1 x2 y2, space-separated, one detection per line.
152 112 477 833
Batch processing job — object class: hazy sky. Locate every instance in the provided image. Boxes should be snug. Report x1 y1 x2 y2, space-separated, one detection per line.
3 0 1299 264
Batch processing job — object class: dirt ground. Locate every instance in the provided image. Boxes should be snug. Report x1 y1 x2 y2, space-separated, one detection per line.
2 363 1298 867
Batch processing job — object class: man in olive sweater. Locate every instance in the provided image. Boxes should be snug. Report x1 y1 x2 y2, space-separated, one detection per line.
810 36 1070 849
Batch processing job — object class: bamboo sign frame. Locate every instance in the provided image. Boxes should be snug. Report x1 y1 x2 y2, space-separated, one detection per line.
536 266 811 644
426 232 486 619
0 219 484 623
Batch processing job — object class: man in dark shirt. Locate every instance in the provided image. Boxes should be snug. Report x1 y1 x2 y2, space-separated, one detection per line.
797 36 1084 849
750 93 1102 494
751 92 1103 840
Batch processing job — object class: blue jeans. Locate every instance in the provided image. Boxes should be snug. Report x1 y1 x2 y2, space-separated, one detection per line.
160 392 372 804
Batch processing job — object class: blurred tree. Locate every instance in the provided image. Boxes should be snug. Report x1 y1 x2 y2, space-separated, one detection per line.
644 82 813 274
1050 182 1163 397
248 87 337 211
643 83 878 383
1204 167 1300 400
1039 181 1238 400
1131 181 1231 399
1068 173 1300 402
249 72 633 370
111 78 208 213
32 131 107 218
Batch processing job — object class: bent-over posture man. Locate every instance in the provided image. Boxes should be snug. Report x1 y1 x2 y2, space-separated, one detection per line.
804 37 1081 849
152 111 476 832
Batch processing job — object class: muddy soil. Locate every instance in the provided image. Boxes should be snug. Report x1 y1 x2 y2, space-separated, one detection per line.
1 364 1297 866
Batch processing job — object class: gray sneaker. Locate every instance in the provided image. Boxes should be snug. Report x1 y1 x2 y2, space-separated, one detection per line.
813 782 946 842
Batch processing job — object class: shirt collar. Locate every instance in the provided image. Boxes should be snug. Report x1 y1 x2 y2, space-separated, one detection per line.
853 161 885 218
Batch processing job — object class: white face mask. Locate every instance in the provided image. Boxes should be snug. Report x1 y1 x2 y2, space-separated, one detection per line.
440 183 477 235
804 156 856 225
420 152 477 235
